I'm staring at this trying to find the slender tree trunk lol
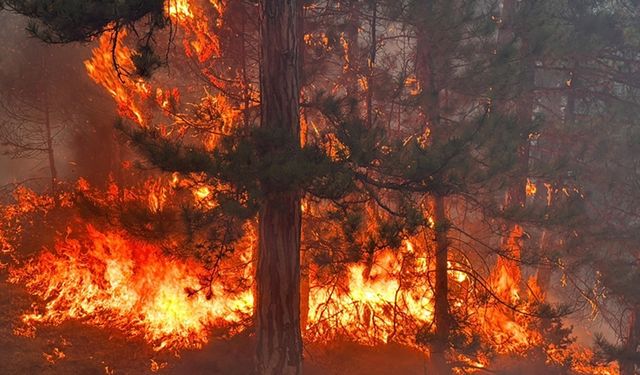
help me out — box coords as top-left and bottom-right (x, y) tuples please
(256, 1), (303, 374)
(415, 4), (451, 372)
(300, 242), (310, 332)
(366, 1), (376, 129)
(240, 13), (251, 129)
(499, 0), (531, 212)
(496, 0), (531, 295)
(343, 0), (360, 103)
(43, 82), (57, 191)
(497, 0), (515, 49)
(432, 194), (451, 374)
(621, 308), (639, 375)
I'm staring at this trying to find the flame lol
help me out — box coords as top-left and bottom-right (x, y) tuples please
(9, 226), (253, 350)
(306, 248), (435, 345)
(166, 0), (220, 63)
(4, 186), (619, 374)
(476, 225), (543, 353)
(167, 0), (194, 20)
(84, 32), (150, 126)
(147, 178), (168, 213)
(526, 178), (537, 197)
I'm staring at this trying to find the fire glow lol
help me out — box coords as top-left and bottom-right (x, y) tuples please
(3, 178), (618, 374)
(0, 0), (622, 373)
(10, 225), (253, 351)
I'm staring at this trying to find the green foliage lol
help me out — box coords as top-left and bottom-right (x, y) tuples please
(1, 0), (164, 42)
(121, 120), (358, 218)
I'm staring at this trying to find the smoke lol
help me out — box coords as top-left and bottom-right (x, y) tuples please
(0, 12), (121, 191)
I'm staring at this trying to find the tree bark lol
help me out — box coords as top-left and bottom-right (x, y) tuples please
(41, 53), (57, 191)
(256, 1), (303, 374)
(343, 0), (360, 102)
(256, 195), (302, 375)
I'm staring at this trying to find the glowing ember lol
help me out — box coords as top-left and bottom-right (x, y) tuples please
(526, 178), (537, 197)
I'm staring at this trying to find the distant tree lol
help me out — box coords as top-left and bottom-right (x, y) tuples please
(0, 35), (62, 190)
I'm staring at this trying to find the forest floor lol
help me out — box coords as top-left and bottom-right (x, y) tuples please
(0, 271), (435, 375)
(1, 267), (563, 375)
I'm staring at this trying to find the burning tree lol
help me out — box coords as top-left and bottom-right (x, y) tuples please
(0, 0), (639, 374)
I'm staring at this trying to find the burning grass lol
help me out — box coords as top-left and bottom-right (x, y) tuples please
(9, 225), (253, 351)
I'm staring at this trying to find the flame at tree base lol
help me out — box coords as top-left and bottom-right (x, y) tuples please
(5, 221), (619, 374)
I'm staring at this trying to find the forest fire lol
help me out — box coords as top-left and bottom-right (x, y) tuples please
(1, 0), (638, 373)
(3, 192), (618, 373)
(6, 206), (534, 353)
(9, 225), (253, 351)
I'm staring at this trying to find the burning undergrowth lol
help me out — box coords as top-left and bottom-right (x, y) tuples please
(0, 180), (619, 374)
(9, 225), (253, 351)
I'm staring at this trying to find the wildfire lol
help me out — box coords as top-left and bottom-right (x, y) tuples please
(167, 0), (194, 20)
(166, 0), (220, 63)
(306, 247), (435, 345)
(9, 225), (253, 350)
(2, 183), (618, 374)
(526, 178), (537, 197)
(84, 32), (151, 126)
(0, 0), (614, 373)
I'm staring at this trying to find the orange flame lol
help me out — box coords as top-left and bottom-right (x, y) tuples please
(10, 226), (253, 350)
(85, 32), (150, 126)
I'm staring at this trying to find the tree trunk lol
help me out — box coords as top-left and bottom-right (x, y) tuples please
(343, 0), (360, 102)
(432, 194), (451, 374)
(256, 1), (303, 374)
(496, 0), (531, 295)
(621, 308), (639, 375)
(43, 79), (57, 191)
(256, 195), (302, 375)
(240, 11), (251, 129)
(300, 242), (310, 333)
(416, 1), (452, 375)
(365, 1), (376, 129)
(415, 4), (451, 371)
(499, 0), (532, 211)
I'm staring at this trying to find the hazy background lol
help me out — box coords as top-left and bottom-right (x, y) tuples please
(0, 12), (121, 192)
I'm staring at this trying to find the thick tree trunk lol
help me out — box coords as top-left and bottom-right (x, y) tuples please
(256, 1), (303, 374)
(415, 8), (451, 373)
(415, 3), (451, 373)
(256, 195), (302, 375)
